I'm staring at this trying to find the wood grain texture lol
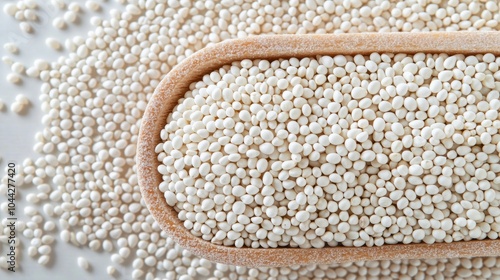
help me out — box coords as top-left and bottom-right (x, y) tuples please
(137, 32), (500, 267)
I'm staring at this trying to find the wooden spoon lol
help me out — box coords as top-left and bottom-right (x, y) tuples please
(137, 32), (500, 267)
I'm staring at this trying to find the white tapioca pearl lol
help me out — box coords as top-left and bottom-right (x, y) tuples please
(466, 209), (483, 221)
(438, 70), (454, 82)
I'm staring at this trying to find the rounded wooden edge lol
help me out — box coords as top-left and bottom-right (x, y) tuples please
(137, 32), (500, 267)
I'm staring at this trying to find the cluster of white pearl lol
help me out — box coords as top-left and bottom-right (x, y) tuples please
(159, 53), (500, 248)
(9, 94), (30, 114)
(3, 0), (38, 33)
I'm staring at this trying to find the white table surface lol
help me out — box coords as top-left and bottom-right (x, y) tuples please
(0, 1), (136, 279)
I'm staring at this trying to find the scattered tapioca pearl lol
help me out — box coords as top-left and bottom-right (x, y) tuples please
(10, 102), (23, 114)
(41, 235), (55, 245)
(52, 17), (65, 29)
(68, 3), (80, 13)
(3, 43), (18, 54)
(19, 21), (32, 33)
(49, 0), (65, 9)
(11, 62), (25, 74)
(38, 255), (50, 266)
(24, 9), (37, 21)
(38, 245), (51, 255)
(2, 56), (13, 65)
(9, 94), (30, 114)
(45, 38), (62, 51)
(77, 257), (90, 270)
(16, 94), (29, 105)
(28, 246), (38, 257)
(63, 11), (77, 23)
(106, 266), (116, 276)
(3, 3), (17, 16)
(6, 73), (21, 84)
(85, 1), (100, 12)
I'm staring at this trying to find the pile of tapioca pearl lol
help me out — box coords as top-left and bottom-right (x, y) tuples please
(1, 0), (500, 278)
(158, 53), (500, 249)
(3, 0), (95, 34)
(3, 0), (40, 34)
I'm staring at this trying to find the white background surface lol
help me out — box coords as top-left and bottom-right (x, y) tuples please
(0, 1), (135, 279)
